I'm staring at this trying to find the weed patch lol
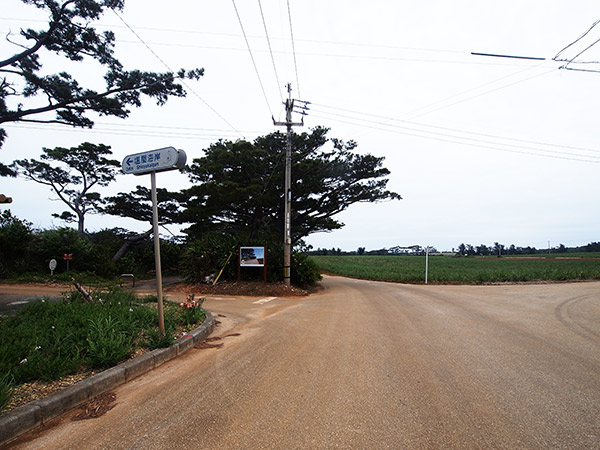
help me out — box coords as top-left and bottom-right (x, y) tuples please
(0, 287), (206, 411)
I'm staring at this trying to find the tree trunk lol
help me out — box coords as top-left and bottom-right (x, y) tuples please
(111, 229), (153, 263)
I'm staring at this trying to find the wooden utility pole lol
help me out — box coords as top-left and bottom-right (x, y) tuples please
(273, 83), (307, 286)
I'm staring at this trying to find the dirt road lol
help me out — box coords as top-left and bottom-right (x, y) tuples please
(7, 276), (600, 449)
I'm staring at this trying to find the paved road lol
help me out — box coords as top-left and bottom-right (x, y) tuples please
(8, 276), (600, 449)
(0, 285), (67, 314)
(0, 277), (182, 314)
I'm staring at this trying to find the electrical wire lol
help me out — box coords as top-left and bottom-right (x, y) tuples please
(257, 0), (284, 103)
(4, 122), (262, 141)
(553, 18), (600, 72)
(112, 10), (244, 137)
(310, 104), (600, 155)
(313, 109), (600, 160)
(231, 0), (274, 117)
(406, 68), (556, 121)
(308, 112), (600, 164)
(286, 0), (301, 97)
(554, 18), (600, 60)
(102, 37), (544, 68)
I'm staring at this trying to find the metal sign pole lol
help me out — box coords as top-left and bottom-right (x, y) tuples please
(151, 171), (165, 335)
(425, 246), (430, 285)
(122, 147), (186, 337)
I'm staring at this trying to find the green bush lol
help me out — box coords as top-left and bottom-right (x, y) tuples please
(0, 287), (208, 388)
(85, 315), (133, 369)
(291, 251), (322, 287)
(0, 210), (34, 277)
(182, 232), (321, 286)
(0, 372), (14, 412)
(145, 326), (175, 349)
(181, 232), (238, 283)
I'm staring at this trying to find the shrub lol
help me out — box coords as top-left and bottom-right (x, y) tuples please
(0, 372), (14, 412)
(0, 210), (34, 278)
(85, 315), (133, 369)
(180, 232), (238, 283)
(291, 251), (322, 287)
(178, 294), (206, 329)
(145, 327), (175, 349)
(182, 232), (322, 286)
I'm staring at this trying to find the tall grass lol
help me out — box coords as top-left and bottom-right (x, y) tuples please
(311, 255), (600, 284)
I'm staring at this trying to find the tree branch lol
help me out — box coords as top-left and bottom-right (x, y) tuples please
(0, 77), (170, 124)
(0, 0), (76, 69)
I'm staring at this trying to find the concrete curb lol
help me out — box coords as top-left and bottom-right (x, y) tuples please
(0, 312), (215, 446)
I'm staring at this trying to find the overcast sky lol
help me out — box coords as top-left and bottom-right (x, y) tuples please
(2, 0), (600, 252)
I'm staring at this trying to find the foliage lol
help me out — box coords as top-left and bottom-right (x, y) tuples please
(29, 226), (100, 273)
(0, 0), (203, 175)
(178, 294), (205, 329)
(0, 372), (14, 412)
(312, 254), (600, 284)
(181, 231), (321, 286)
(0, 217), (181, 279)
(0, 210), (34, 277)
(180, 127), (400, 242)
(13, 143), (120, 233)
(102, 185), (182, 225)
(180, 232), (238, 283)
(291, 250), (322, 287)
(0, 288), (207, 387)
(85, 314), (133, 369)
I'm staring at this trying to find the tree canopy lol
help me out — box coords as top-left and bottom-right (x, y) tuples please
(13, 142), (120, 233)
(180, 126), (401, 242)
(0, 0), (203, 175)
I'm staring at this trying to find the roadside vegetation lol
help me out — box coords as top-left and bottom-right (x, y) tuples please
(0, 287), (205, 413)
(311, 254), (600, 284)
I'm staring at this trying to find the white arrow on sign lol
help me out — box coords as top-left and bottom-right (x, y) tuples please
(122, 147), (186, 175)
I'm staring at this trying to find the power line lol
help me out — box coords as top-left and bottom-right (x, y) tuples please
(311, 104), (600, 155)
(286, 0), (301, 98)
(231, 0), (274, 117)
(471, 52), (546, 61)
(100, 37), (545, 67)
(4, 122), (261, 141)
(308, 112), (600, 164)
(405, 68), (556, 121)
(112, 10), (244, 137)
(554, 18), (600, 61)
(318, 110), (600, 160)
(0, 16), (474, 56)
(553, 18), (600, 72)
(257, 0), (283, 103)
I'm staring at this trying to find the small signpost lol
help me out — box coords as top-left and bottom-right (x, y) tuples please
(122, 146), (187, 335)
(49, 259), (57, 275)
(63, 253), (73, 271)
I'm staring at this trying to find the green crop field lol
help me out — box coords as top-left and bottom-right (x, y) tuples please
(310, 254), (600, 284)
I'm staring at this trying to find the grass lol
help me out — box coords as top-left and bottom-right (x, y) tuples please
(0, 287), (206, 412)
(310, 254), (600, 284)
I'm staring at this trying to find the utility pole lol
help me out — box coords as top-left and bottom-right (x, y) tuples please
(273, 83), (308, 286)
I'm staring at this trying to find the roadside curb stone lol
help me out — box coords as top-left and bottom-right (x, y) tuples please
(0, 311), (214, 446)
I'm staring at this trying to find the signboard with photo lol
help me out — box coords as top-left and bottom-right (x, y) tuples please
(240, 247), (265, 267)
(238, 246), (267, 283)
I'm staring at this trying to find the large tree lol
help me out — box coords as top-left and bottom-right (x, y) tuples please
(0, 0), (203, 175)
(181, 126), (401, 242)
(13, 142), (119, 233)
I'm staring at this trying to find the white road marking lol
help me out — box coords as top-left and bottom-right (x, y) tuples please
(7, 301), (29, 305)
(253, 297), (277, 305)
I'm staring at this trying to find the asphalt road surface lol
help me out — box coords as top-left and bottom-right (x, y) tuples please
(8, 276), (600, 449)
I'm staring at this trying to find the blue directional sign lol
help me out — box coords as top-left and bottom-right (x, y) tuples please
(122, 147), (186, 175)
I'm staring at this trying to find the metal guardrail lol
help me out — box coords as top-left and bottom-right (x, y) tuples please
(120, 273), (135, 287)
